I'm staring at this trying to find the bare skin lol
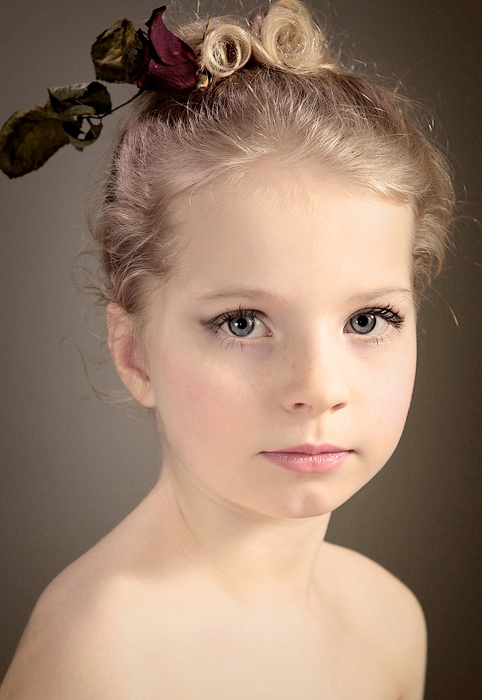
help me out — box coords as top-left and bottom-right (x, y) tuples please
(0, 172), (426, 698)
(0, 480), (426, 699)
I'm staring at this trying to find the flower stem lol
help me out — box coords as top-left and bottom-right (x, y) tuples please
(99, 89), (144, 118)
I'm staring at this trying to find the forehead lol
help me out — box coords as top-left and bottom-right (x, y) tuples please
(166, 170), (414, 305)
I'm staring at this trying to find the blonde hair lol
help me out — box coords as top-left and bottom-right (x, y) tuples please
(93, 0), (455, 320)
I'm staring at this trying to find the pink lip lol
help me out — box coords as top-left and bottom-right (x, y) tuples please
(260, 444), (352, 474)
(271, 443), (348, 455)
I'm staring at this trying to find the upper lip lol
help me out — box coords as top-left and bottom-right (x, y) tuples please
(265, 443), (349, 455)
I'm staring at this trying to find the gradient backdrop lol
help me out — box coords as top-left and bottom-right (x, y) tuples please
(0, 0), (481, 697)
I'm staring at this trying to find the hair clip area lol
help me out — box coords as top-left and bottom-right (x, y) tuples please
(0, 6), (200, 178)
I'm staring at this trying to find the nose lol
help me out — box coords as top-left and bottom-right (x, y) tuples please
(279, 332), (350, 414)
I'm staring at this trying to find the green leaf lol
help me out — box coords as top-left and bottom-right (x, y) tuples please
(0, 103), (69, 178)
(48, 82), (112, 116)
(91, 18), (141, 83)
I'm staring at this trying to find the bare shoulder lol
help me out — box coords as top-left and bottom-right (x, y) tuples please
(0, 493), (172, 699)
(323, 541), (426, 623)
(0, 558), (128, 700)
(322, 542), (427, 700)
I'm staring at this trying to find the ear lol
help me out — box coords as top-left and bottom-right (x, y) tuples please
(106, 302), (156, 408)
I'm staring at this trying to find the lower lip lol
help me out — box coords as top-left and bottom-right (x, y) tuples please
(261, 451), (351, 474)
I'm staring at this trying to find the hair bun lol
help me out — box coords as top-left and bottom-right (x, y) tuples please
(201, 23), (253, 78)
(197, 0), (338, 80)
(252, 0), (337, 73)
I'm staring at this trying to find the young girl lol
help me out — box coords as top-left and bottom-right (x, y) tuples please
(0, 0), (455, 697)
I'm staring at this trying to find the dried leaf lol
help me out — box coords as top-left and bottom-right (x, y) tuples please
(49, 82), (112, 116)
(91, 18), (141, 83)
(62, 105), (97, 118)
(62, 119), (103, 151)
(0, 103), (69, 178)
(124, 35), (149, 83)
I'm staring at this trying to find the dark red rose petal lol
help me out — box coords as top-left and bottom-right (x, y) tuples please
(137, 56), (198, 92)
(133, 6), (198, 92)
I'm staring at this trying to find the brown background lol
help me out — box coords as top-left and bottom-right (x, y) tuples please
(0, 0), (481, 697)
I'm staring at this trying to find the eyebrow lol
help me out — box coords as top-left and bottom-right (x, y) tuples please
(348, 287), (414, 303)
(191, 286), (413, 305)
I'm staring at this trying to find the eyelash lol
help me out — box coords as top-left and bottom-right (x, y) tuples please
(204, 304), (405, 349)
(352, 305), (405, 345)
(203, 306), (269, 350)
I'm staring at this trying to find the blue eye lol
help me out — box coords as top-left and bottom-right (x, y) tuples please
(227, 314), (257, 337)
(204, 304), (404, 348)
(349, 313), (379, 335)
(347, 306), (405, 337)
(204, 306), (269, 345)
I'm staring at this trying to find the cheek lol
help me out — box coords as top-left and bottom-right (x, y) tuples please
(150, 337), (256, 454)
(367, 339), (417, 457)
(378, 371), (414, 430)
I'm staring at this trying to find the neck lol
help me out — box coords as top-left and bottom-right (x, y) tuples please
(148, 467), (331, 604)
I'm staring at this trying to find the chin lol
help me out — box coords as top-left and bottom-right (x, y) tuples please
(254, 476), (373, 520)
(254, 490), (338, 520)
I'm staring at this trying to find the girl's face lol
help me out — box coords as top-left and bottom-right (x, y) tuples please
(138, 170), (417, 519)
